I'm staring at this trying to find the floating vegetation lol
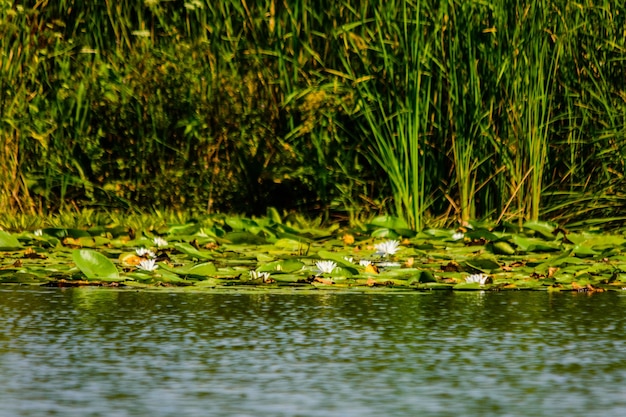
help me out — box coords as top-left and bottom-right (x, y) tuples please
(0, 214), (625, 293)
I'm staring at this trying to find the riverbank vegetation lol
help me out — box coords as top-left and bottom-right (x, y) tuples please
(2, 1), (626, 230)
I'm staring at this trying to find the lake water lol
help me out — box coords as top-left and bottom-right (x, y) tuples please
(1, 286), (625, 417)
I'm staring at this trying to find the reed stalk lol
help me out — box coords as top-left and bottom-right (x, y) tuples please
(335, 0), (434, 230)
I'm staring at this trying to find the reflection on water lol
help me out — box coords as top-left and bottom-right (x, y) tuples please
(1, 287), (625, 417)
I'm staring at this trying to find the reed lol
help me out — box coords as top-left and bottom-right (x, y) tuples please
(333, 0), (436, 230)
(2, 0), (626, 228)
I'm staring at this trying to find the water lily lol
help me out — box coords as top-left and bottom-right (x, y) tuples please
(378, 261), (401, 268)
(316, 260), (337, 275)
(359, 260), (372, 267)
(137, 259), (159, 272)
(136, 248), (155, 258)
(374, 239), (400, 257)
(250, 271), (271, 282)
(344, 256), (354, 264)
(153, 237), (168, 248)
(465, 273), (491, 285)
(452, 232), (465, 241)
(34, 229), (43, 237)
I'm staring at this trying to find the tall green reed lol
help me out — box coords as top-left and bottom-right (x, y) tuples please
(441, 0), (495, 225)
(335, 0), (434, 230)
(488, 2), (560, 224)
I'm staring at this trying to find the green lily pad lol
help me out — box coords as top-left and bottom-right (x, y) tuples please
(173, 242), (214, 260)
(460, 256), (501, 273)
(0, 230), (23, 251)
(42, 228), (92, 239)
(257, 259), (305, 273)
(490, 241), (516, 255)
(465, 229), (499, 242)
(368, 215), (410, 230)
(186, 262), (218, 277)
(571, 244), (600, 258)
(523, 221), (558, 239)
(224, 231), (267, 244)
(511, 235), (561, 252)
(72, 249), (120, 281)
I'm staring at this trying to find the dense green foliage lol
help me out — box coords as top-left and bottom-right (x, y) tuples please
(1, 1), (625, 229)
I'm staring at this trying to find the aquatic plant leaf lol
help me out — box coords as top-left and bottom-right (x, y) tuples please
(155, 271), (187, 283)
(491, 241), (516, 255)
(0, 230), (23, 250)
(273, 238), (305, 251)
(420, 229), (453, 239)
(257, 259), (305, 273)
(266, 207), (282, 224)
(225, 217), (257, 231)
(418, 270), (437, 283)
(330, 267), (355, 277)
(186, 262), (217, 277)
(368, 215), (410, 230)
(465, 229), (499, 242)
(571, 244), (600, 258)
(173, 243), (213, 260)
(511, 236), (561, 252)
(317, 250), (355, 267)
(167, 223), (200, 235)
(42, 228), (91, 239)
(370, 228), (399, 239)
(461, 256), (501, 272)
(72, 249), (119, 280)
(224, 231), (267, 244)
(535, 255), (583, 271)
(522, 221), (558, 239)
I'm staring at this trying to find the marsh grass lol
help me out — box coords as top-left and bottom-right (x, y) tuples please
(2, 1), (626, 229)
(333, 1), (440, 230)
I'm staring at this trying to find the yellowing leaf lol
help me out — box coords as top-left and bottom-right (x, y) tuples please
(342, 234), (355, 245)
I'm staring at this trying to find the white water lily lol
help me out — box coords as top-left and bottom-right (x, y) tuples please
(343, 256), (354, 264)
(316, 260), (337, 275)
(465, 273), (491, 285)
(378, 261), (401, 268)
(374, 239), (400, 257)
(359, 260), (372, 267)
(34, 229), (43, 237)
(452, 232), (465, 241)
(136, 248), (156, 258)
(137, 259), (159, 272)
(153, 237), (168, 248)
(250, 271), (271, 282)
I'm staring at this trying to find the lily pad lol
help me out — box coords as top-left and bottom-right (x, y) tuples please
(72, 249), (120, 281)
(186, 262), (218, 277)
(173, 242), (214, 260)
(0, 230), (23, 250)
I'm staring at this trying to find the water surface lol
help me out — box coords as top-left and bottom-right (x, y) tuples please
(1, 287), (625, 416)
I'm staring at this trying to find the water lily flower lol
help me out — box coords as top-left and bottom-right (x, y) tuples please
(344, 256), (354, 264)
(136, 248), (156, 258)
(34, 229), (43, 237)
(250, 271), (271, 282)
(378, 261), (401, 268)
(465, 273), (491, 285)
(316, 260), (337, 275)
(359, 260), (372, 267)
(137, 259), (159, 272)
(374, 239), (400, 257)
(452, 232), (465, 241)
(153, 237), (168, 248)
